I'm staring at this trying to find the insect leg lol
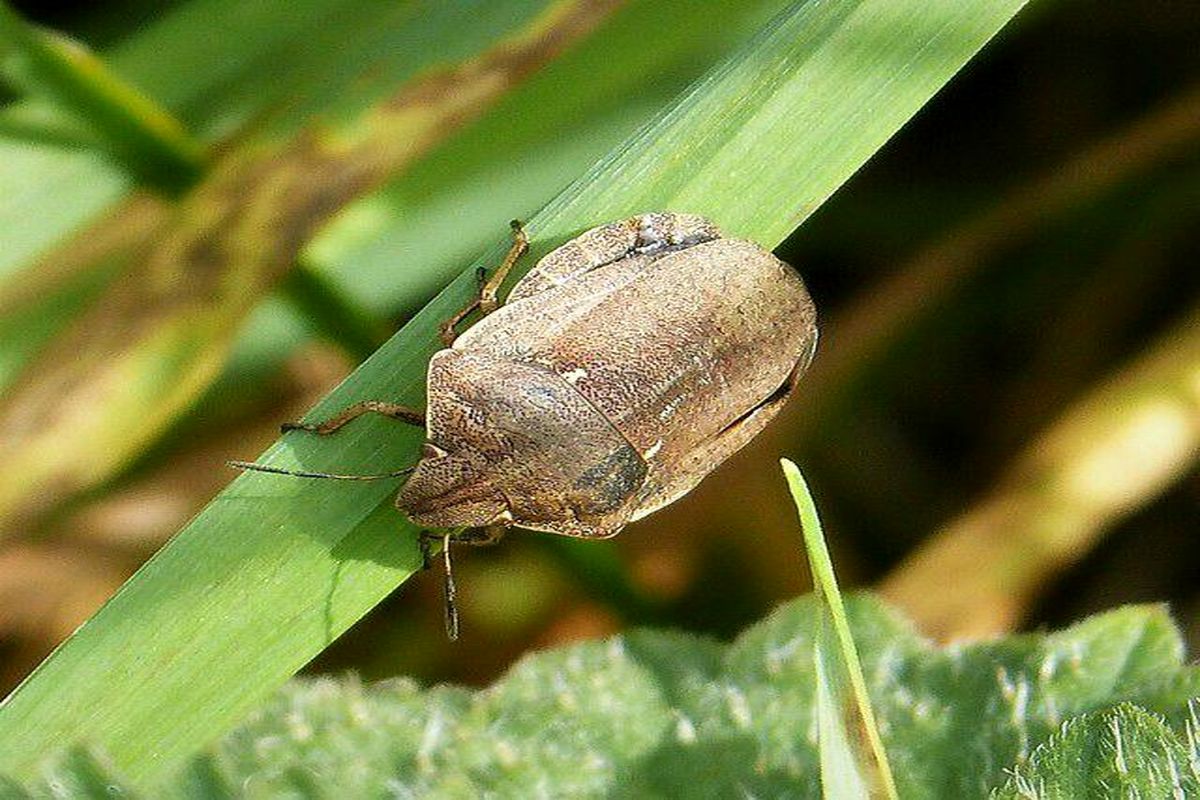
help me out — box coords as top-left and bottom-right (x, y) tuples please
(441, 532), (460, 641)
(281, 400), (425, 435)
(438, 220), (529, 346)
(417, 526), (507, 640)
(437, 291), (481, 348)
(479, 220), (529, 314)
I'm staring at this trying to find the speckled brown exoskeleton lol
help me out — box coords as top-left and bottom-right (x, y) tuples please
(233, 213), (817, 637)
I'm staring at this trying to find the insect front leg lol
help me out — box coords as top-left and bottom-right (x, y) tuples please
(418, 525), (508, 641)
(282, 400), (425, 435)
(439, 220), (529, 346)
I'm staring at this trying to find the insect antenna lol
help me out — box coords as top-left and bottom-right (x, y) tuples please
(227, 460), (414, 481)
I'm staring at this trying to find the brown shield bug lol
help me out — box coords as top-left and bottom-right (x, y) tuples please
(233, 213), (817, 637)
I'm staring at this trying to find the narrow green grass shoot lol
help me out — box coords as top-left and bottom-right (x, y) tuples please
(783, 458), (898, 800)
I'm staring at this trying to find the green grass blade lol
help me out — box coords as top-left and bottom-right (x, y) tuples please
(305, 0), (792, 319)
(813, 619), (872, 800)
(0, 0), (1029, 788)
(783, 459), (897, 799)
(0, 0), (377, 283)
(0, 1), (203, 191)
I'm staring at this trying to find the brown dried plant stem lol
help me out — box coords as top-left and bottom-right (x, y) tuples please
(880, 304), (1200, 639)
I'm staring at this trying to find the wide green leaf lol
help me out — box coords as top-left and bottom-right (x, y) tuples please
(194, 602), (1200, 798)
(0, 0), (1030, 788)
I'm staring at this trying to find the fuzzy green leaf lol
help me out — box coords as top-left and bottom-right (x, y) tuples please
(991, 703), (1200, 799)
(12, 598), (1196, 797)
(198, 602), (1200, 798)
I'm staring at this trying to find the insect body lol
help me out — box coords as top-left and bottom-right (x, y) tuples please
(399, 213), (817, 538)
(233, 213), (817, 637)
